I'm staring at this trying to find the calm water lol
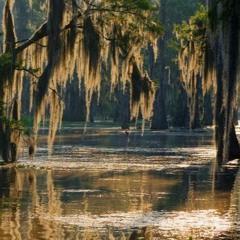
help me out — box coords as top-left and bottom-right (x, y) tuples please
(1, 123), (240, 239)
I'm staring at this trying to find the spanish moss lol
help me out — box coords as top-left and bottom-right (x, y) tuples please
(1, 0), (160, 158)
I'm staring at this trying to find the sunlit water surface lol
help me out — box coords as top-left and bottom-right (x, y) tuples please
(1, 123), (240, 239)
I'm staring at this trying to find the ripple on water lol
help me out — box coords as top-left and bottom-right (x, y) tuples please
(18, 144), (215, 171)
(40, 209), (233, 239)
(14, 128), (231, 239)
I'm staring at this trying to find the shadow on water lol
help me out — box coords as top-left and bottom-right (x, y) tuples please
(1, 126), (240, 239)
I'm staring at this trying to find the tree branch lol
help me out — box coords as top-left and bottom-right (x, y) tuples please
(49, 87), (63, 101)
(15, 22), (48, 54)
(16, 66), (63, 101)
(15, 16), (83, 55)
(16, 38), (48, 48)
(15, 66), (40, 79)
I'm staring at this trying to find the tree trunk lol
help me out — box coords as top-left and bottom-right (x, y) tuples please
(115, 87), (130, 129)
(203, 90), (213, 126)
(233, 107), (238, 126)
(0, 1), (18, 163)
(151, 0), (168, 130)
(151, 87), (168, 129)
(223, 7), (240, 162)
(0, 126), (10, 163)
(0, 100), (19, 163)
(189, 74), (202, 129)
(210, 0), (240, 164)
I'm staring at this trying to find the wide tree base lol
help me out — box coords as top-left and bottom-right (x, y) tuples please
(217, 124), (240, 164)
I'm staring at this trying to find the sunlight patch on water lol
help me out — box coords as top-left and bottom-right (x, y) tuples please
(62, 189), (101, 193)
(41, 209), (232, 239)
(17, 158), (207, 172)
(18, 144), (216, 172)
(4, 128), (240, 239)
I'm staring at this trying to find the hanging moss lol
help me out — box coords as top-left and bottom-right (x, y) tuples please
(83, 17), (101, 81)
(130, 61), (155, 132)
(0, 0), (161, 159)
(0, 53), (12, 75)
(174, 4), (208, 129)
(131, 62), (142, 104)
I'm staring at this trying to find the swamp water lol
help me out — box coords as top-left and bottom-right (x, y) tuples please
(1, 123), (240, 239)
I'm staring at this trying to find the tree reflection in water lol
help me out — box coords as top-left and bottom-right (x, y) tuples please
(0, 128), (240, 239)
(0, 164), (239, 239)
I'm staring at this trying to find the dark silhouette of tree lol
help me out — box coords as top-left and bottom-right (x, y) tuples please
(175, 1), (240, 163)
(207, 0), (240, 163)
(150, 0), (168, 130)
(175, 5), (208, 129)
(149, 0), (200, 129)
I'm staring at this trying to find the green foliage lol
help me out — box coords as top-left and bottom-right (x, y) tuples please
(164, 0), (201, 52)
(127, 0), (152, 10)
(174, 21), (191, 44)
(0, 100), (30, 136)
(174, 4), (208, 48)
(191, 4), (208, 25)
(98, 0), (163, 39)
(167, 39), (181, 52)
(173, 3), (208, 71)
(106, 0), (153, 11)
(141, 0), (202, 128)
(21, 116), (34, 127)
(0, 53), (13, 75)
(146, 19), (163, 35)
(0, 52), (39, 77)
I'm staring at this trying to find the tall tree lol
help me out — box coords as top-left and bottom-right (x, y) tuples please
(175, 5), (208, 129)
(176, 1), (240, 163)
(151, 0), (168, 130)
(207, 0), (240, 163)
(150, 0), (200, 129)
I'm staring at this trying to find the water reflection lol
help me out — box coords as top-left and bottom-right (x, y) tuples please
(0, 164), (240, 239)
(1, 127), (240, 239)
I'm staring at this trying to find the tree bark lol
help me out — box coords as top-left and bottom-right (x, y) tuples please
(210, 0), (240, 164)
(63, 81), (86, 122)
(189, 74), (202, 129)
(115, 87), (130, 129)
(151, 87), (168, 129)
(203, 90), (213, 126)
(151, 0), (168, 130)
